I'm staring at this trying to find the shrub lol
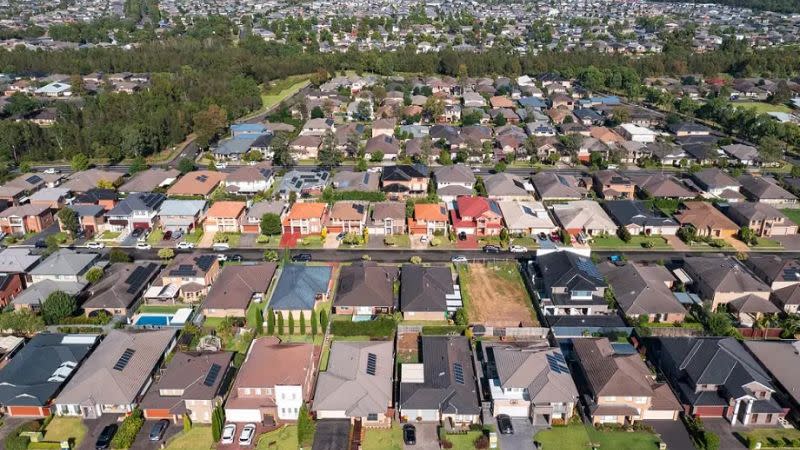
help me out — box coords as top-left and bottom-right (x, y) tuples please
(704, 431), (720, 450)
(297, 405), (315, 447)
(109, 248), (131, 263)
(474, 435), (489, 449)
(409, 256), (422, 264)
(330, 316), (397, 337)
(111, 409), (144, 449)
(641, 240), (654, 248)
(429, 237), (442, 247)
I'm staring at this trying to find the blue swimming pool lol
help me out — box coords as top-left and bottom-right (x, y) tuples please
(134, 315), (170, 326)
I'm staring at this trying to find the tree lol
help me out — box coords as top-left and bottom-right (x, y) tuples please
(177, 157), (196, 174)
(288, 311), (295, 334)
(310, 106), (325, 119)
(277, 311), (285, 334)
(738, 226), (757, 245)
(318, 131), (342, 167)
(493, 161), (507, 173)
(260, 213), (282, 235)
(193, 104), (228, 148)
(41, 291), (76, 325)
(71, 153), (90, 171)
(0, 309), (45, 335)
(129, 156), (148, 174)
(254, 309), (264, 335)
(158, 248), (175, 259)
(297, 405), (316, 447)
(299, 312), (306, 334)
(369, 151), (384, 162)
(356, 101), (372, 120)
(617, 226), (632, 243)
(438, 149), (453, 165)
(109, 248), (131, 263)
(499, 228), (509, 246)
(320, 309), (328, 331)
(768, 80), (792, 105)
(211, 406), (225, 442)
(493, 113), (507, 126)
(57, 207), (79, 238)
(454, 307), (468, 326)
(263, 250), (279, 262)
(183, 415), (192, 432)
(311, 310), (318, 335)
(423, 96), (444, 120)
(758, 136), (784, 164)
(355, 158), (368, 171)
(85, 267), (104, 284)
(267, 308), (275, 335)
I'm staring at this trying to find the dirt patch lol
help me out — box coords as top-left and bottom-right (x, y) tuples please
(397, 331), (420, 363)
(461, 262), (538, 327)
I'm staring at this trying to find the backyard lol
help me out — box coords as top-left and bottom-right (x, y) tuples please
(256, 425), (299, 450)
(260, 75), (312, 112)
(362, 424), (403, 450)
(534, 424), (661, 450)
(733, 101), (793, 114)
(782, 208), (800, 226)
(740, 428), (800, 449)
(459, 262), (538, 327)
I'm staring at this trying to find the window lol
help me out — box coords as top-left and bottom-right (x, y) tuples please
(766, 414), (773, 423)
(635, 397), (647, 404)
(367, 413), (379, 421)
(624, 397), (633, 401)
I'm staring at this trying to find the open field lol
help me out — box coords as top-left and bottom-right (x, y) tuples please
(460, 262), (538, 327)
(260, 75), (312, 111)
(397, 330), (420, 363)
(733, 101), (793, 114)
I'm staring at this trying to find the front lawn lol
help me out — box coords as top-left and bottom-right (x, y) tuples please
(146, 229), (164, 243)
(183, 229), (204, 244)
(43, 417), (87, 448)
(382, 234), (411, 248)
(99, 230), (122, 240)
(256, 425), (299, 450)
(362, 424), (402, 450)
(509, 236), (539, 248)
(590, 235), (670, 249)
(740, 428), (800, 449)
(781, 208), (800, 226)
(214, 232), (241, 247)
(297, 235), (324, 248)
(535, 425), (661, 450)
(753, 237), (783, 248)
(444, 431), (490, 449)
(164, 426), (214, 450)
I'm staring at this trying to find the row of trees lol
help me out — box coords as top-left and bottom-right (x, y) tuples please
(265, 308), (328, 336)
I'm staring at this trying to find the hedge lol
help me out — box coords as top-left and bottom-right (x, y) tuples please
(421, 325), (466, 336)
(28, 443), (63, 450)
(111, 409), (144, 449)
(330, 316), (396, 337)
(4, 421), (42, 450)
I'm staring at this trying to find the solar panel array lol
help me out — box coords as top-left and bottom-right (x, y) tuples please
(783, 268), (800, 281)
(195, 255), (216, 272)
(453, 363), (464, 384)
(125, 264), (157, 294)
(366, 352), (377, 376)
(26, 175), (43, 184)
(203, 363), (222, 386)
(113, 348), (136, 371)
(575, 257), (603, 281)
(546, 352), (570, 374)
(196, 175), (208, 182)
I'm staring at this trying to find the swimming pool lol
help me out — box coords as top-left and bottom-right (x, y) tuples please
(134, 315), (170, 326)
(132, 308), (192, 327)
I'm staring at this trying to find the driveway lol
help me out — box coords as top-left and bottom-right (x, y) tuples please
(77, 416), (119, 450)
(410, 235), (430, 250)
(311, 419), (351, 450)
(239, 233), (258, 248)
(130, 419), (181, 450)
(702, 418), (748, 450)
(405, 423), (439, 450)
(323, 234), (340, 249)
(665, 235), (690, 251)
(497, 417), (537, 450)
(197, 231), (216, 249)
(644, 420), (697, 450)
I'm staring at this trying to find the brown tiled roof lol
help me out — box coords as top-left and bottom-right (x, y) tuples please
(573, 338), (654, 398)
(167, 171), (227, 196)
(203, 264), (276, 311)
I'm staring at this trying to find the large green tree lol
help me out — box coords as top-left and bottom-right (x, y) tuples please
(41, 291), (77, 325)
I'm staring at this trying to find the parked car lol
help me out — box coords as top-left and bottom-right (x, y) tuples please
(172, 230), (183, 240)
(483, 244), (501, 253)
(420, 235), (429, 243)
(458, 231), (467, 241)
(176, 241), (194, 249)
(148, 420), (170, 441)
(239, 424), (256, 446)
(163, 231), (172, 241)
(403, 424), (416, 445)
(131, 228), (144, 239)
(34, 239), (47, 248)
(135, 242), (152, 250)
(497, 414), (514, 435)
(292, 253), (312, 262)
(538, 232), (547, 240)
(44, 168), (59, 174)
(221, 424), (237, 445)
(451, 255), (469, 264)
(85, 241), (105, 249)
(509, 245), (528, 253)
(212, 242), (230, 251)
(217, 254), (228, 262)
(230, 254), (243, 262)
(95, 424), (117, 450)
(336, 232), (346, 241)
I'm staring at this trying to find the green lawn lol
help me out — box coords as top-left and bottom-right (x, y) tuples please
(214, 232), (241, 247)
(139, 304), (187, 313)
(733, 101), (793, 114)
(445, 431), (489, 449)
(260, 76), (312, 111)
(754, 237), (783, 248)
(362, 424), (402, 450)
(183, 229), (204, 244)
(509, 236), (539, 248)
(319, 339), (332, 371)
(43, 417), (87, 448)
(382, 234), (411, 248)
(147, 229), (165, 243)
(99, 230), (121, 240)
(535, 425), (661, 450)
(256, 425), (299, 450)
(781, 209), (800, 226)
(590, 235), (670, 249)
(164, 426), (214, 450)
(740, 428), (800, 449)
(297, 235), (324, 248)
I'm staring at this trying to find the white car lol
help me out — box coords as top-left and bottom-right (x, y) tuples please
(135, 242), (152, 250)
(472, 167), (481, 173)
(239, 424), (256, 446)
(451, 255), (468, 264)
(215, 162), (228, 169)
(176, 242), (194, 249)
(43, 168), (59, 174)
(85, 241), (105, 249)
(217, 254), (228, 262)
(221, 424), (236, 444)
(509, 245), (528, 253)
(212, 242), (230, 250)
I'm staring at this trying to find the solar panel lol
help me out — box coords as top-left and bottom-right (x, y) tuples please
(366, 352), (377, 376)
(113, 348), (136, 371)
(196, 175), (208, 182)
(203, 363), (222, 386)
(195, 255), (216, 272)
(453, 363), (464, 384)
(26, 175), (43, 184)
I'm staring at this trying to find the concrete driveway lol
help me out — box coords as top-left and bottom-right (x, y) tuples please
(130, 419), (180, 450)
(644, 420), (697, 450)
(404, 423), (439, 450)
(497, 417), (537, 450)
(77, 416), (119, 450)
(701, 418), (748, 450)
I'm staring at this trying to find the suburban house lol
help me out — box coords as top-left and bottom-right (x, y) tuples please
(64, 204), (106, 237)
(628, 173), (694, 199)
(202, 263), (276, 318)
(118, 168), (180, 194)
(536, 251), (609, 316)
(644, 337), (787, 426)
(551, 200), (617, 237)
(433, 164), (476, 201)
(277, 169), (331, 199)
(481, 341), (578, 425)
(268, 263), (332, 321)
(691, 168), (741, 198)
(242, 201), (285, 234)
(75, 188), (117, 211)
(450, 196), (503, 237)
(408, 203), (449, 235)
(367, 202), (406, 236)
(160, 254), (220, 302)
(333, 262), (398, 316)
(223, 165), (274, 194)
(104, 192), (165, 232)
(29, 250), (98, 284)
(0, 273), (24, 307)
(498, 201), (557, 235)
(12, 280), (85, 312)
(82, 262), (161, 317)
(399, 336), (480, 425)
(300, 118), (335, 136)
(364, 135), (401, 161)
(225, 337), (317, 423)
(326, 201), (369, 234)
(203, 201), (246, 234)
(62, 169), (124, 193)
(618, 123), (657, 143)
(381, 165), (429, 199)
(332, 171), (380, 192)
(54, 329), (177, 419)
(158, 200), (208, 233)
(683, 256), (771, 311)
(738, 175), (797, 207)
(593, 170), (636, 199)
(0, 333), (97, 418)
(744, 341), (800, 420)
(745, 255), (800, 290)
(603, 200), (680, 236)
(282, 202), (328, 236)
(400, 265), (459, 320)
(726, 202), (798, 237)
(721, 144), (760, 166)
(573, 338), (680, 424)
(0, 203), (54, 235)
(29, 187), (70, 208)
(312, 340), (393, 426)
(675, 201), (739, 239)
(531, 173), (586, 202)
(167, 171), (227, 197)
(141, 351), (234, 423)
(484, 173), (531, 201)
(599, 261), (686, 323)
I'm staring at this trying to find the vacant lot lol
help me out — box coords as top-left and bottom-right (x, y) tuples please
(397, 330), (420, 363)
(460, 262), (538, 327)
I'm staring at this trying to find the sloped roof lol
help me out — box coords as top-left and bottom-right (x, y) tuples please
(684, 256), (769, 295)
(487, 343), (578, 404)
(400, 265), (453, 313)
(13, 280), (86, 307)
(433, 164), (475, 185)
(484, 173), (528, 197)
(269, 264), (332, 311)
(551, 200), (616, 231)
(335, 262), (397, 308)
(537, 251), (606, 296)
(83, 262), (161, 311)
(532, 172), (585, 200)
(30, 250), (97, 277)
(203, 264), (276, 311)
(119, 168), (180, 193)
(140, 351), (234, 411)
(599, 262), (685, 316)
(573, 338), (654, 398)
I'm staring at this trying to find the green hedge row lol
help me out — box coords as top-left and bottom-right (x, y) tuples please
(330, 316), (396, 337)
(111, 409), (144, 449)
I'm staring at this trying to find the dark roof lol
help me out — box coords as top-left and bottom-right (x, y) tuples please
(400, 265), (453, 313)
(603, 200), (678, 228)
(75, 188), (117, 204)
(572, 338), (655, 398)
(310, 420), (352, 450)
(335, 262), (398, 308)
(0, 333), (97, 407)
(84, 262), (161, 311)
(140, 351), (234, 412)
(269, 264), (332, 311)
(537, 251), (606, 297)
(668, 122), (712, 134)
(165, 254), (217, 278)
(106, 192), (165, 216)
(399, 336), (480, 414)
(744, 255), (800, 286)
(203, 264), (276, 311)
(691, 168), (740, 190)
(382, 164), (429, 182)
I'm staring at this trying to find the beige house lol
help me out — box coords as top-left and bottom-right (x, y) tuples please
(160, 254), (221, 303)
(683, 256), (771, 311)
(400, 265), (459, 321)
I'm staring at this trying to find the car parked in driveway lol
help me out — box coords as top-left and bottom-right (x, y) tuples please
(148, 420), (169, 441)
(239, 424), (256, 446)
(497, 414), (514, 434)
(221, 424), (236, 445)
(95, 424), (117, 450)
(403, 424), (416, 445)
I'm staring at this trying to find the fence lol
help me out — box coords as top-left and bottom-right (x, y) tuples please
(737, 328), (783, 340)
(498, 327), (550, 338)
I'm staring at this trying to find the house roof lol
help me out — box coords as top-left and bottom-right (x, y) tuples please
(29, 187), (70, 202)
(382, 164), (429, 181)
(728, 294), (780, 314)
(203, 264), (276, 311)
(599, 262), (684, 316)
(278, 169), (330, 195)
(603, 200), (678, 228)
(744, 341), (800, 408)
(313, 341), (393, 416)
(532, 172), (585, 200)
(55, 329), (177, 406)
(118, 168), (180, 193)
(167, 171), (227, 196)
(332, 171), (380, 192)
(83, 262), (161, 311)
(684, 256), (769, 295)
(225, 165), (273, 184)
(399, 336), (480, 415)
(335, 262), (397, 308)
(537, 251), (606, 298)
(0, 248), (41, 273)
(573, 338), (655, 398)
(627, 173), (694, 198)
(140, 351), (234, 412)
(414, 203), (448, 221)
(486, 342), (578, 404)
(691, 168), (740, 191)
(269, 264), (332, 311)
(106, 192), (165, 216)
(370, 202), (405, 222)
(400, 265), (453, 313)
(365, 135), (401, 155)
(158, 199), (207, 217)
(0, 333), (97, 407)
(551, 200), (616, 232)
(29, 250), (97, 277)
(497, 201), (555, 230)
(454, 196), (500, 219)
(0, 203), (51, 218)
(484, 173), (528, 197)
(285, 202), (327, 221)
(233, 336), (315, 389)
(62, 169), (124, 192)
(206, 201), (246, 219)
(738, 175), (796, 201)
(675, 201), (739, 231)
(745, 255), (800, 286)
(328, 201), (368, 221)
(728, 202), (789, 224)
(13, 280), (86, 307)
(433, 164), (475, 185)
(163, 254), (217, 279)
(246, 201), (285, 220)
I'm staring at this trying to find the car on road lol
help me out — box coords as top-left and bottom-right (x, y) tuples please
(292, 253), (312, 262)
(34, 239), (47, 248)
(239, 424), (256, 446)
(497, 414), (514, 435)
(95, 424), (117, 450)
(135, 242), (152, 250)
(403, 424), (416, 445)
(85, 241), (105, 249)
(230, 254), (243, 262)
(483, 244), (501, 253)
(215, 162), (228, 169)
(472, 167), (481, 173)
(509, 245), (528, 253)
(451, 255), (469, 264)
(212, 243), (230, 251)
(176, 241), (194, 249)
(217, 254), (228, 262)
(148, 419), (170, 441)
(43, 168), (59, 174)
(221, 424), (237, 445)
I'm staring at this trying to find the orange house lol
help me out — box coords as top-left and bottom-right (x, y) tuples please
(282, 202), (328, 236)
(203, 201), (246, 234)
(408, 203), (449, 235)
(0, 204), (54, 235)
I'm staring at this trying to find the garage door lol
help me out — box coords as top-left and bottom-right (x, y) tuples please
(225, 408), (262, 423)
(405, 409), (439, 422)
(133, 222), (150, 230)
(643, 409), (677, 420)
(496, 406), (529, 418)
